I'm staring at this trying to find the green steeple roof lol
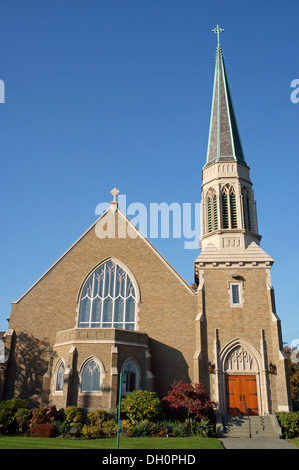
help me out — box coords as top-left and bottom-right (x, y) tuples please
(204, 27), (248, 168)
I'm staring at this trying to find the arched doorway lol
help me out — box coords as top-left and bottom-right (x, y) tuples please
(218, 339), (268, 416)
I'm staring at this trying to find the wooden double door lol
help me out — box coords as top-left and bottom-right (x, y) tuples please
(226, 375), (258, 415)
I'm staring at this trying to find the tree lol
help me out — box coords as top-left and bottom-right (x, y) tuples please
(162, 381), (215, 421)
(284, 344), (299, 401)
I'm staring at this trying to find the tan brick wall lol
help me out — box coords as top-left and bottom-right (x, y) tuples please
(201, 265), (292, 412)
(5, 209), (196, 405)
(204, 267), (273, 352)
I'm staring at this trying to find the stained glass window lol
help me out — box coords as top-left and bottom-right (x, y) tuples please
(82, 359), (101, 392)
(78, 260), (137, 330)
(121, 360), (138, 396)
(55, 362), (65, 392)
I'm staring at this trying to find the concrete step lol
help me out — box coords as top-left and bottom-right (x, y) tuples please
(220, 414), (281, 439)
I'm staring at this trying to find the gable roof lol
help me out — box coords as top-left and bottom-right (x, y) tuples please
(13, 205), (194, 304)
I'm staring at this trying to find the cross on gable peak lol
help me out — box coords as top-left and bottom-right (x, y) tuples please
(110, 187), (120, 203)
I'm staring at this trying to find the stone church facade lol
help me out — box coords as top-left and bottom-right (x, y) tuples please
(0, 31), (292, 417)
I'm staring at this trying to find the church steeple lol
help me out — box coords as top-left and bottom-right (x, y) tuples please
(205, 25), (248, 168)
(197, 27), (264, 257)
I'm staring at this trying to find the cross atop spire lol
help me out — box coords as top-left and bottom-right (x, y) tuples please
(204, 27), (248, 169)
(211, 24), (224, 44)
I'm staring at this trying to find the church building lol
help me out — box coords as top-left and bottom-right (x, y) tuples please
(0, 27), (292, 418)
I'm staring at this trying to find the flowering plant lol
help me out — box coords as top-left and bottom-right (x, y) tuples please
(30, 403), (62, 427)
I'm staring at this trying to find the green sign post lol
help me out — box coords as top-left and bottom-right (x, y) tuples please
(116, 372), (123, 449)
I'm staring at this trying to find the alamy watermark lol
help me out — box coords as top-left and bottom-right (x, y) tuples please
(0, 80), (4, 103)
(94, 192), (201, 250)
(290, 338), (299, 364)
(290, 79), (299, 103)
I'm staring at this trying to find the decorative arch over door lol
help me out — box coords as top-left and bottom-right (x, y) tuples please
(217, 338), (269, 416)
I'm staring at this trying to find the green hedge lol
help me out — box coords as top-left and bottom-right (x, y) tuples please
(0, 398), (30, 433)
(120, 390), (162, 423)
(276, 412), (299, 439)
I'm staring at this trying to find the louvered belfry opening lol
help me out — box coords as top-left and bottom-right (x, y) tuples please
(206, 189), (218, 233)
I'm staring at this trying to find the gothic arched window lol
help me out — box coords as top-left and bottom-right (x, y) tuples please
(81, 359), (101, 392)
(78, 260), (137, 330)
(55, 361), (65, 392)
(206, 189), (218, 233)
(221, 185), (238, 229)
(222, 186), (230, 229)
(229, 187), (238, 229)
(121, 360), (139, 397)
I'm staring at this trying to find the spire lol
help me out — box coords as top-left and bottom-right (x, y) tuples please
(204, 26), (248, 168)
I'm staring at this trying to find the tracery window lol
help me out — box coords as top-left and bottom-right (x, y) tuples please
(78, 260), (137, 330)
(121, 360), (138, 396)
(81, 359), (101, 392)
(55, 361), (65, 392)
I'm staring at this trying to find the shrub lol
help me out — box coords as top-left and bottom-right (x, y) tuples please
(15, 408), (32, 435)
(121, 390), (162, 423)
(30, 403), (62, 428)
(52, 420), (71, 437)
(195, 417), (215, 437)
(170, 420), (189, 437)
(184, 417), (215, 437)
(64, 406), (84, 430)
(162, 381), (215, 421)
(276, 412), (299, 439)
(120, 419), (134, 436)
(130, 419), (154, 437)
(102, 419), (117, 436)
(81, 424), (102, 439)
(31, 423), (54, 438)
(0, 398), (29, 433)
(87, 409), (109, 426)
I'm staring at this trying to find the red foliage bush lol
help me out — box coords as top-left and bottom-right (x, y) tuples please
(162, 381), (215, 421)
(30, 403), (62, 427)
(30, 423), (54, 438)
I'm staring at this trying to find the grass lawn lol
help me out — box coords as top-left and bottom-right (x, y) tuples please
(288, 439), (299, 448)
(0, 435), (223, 449)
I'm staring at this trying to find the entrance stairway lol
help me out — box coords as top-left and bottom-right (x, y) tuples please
(217, 414), (282, 439)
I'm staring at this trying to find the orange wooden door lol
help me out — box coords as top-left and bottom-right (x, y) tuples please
(226, 375), (258, 415)
(242, 376), (258, 415)
(226, 376), (243, 415)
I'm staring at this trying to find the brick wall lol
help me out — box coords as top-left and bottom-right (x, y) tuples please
(5, 209), (196, 405)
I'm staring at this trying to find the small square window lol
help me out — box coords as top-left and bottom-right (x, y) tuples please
(232, 285), (240, 304)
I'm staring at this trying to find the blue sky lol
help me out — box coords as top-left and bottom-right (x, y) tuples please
(0, 1), (298, 346)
